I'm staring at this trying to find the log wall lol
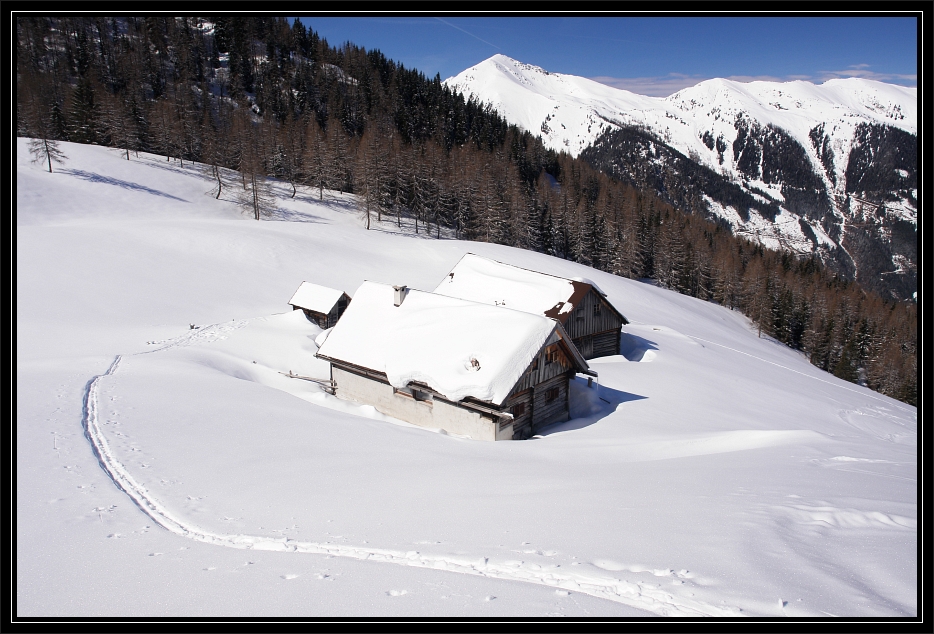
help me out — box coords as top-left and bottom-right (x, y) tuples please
(563, 289), (624, 359)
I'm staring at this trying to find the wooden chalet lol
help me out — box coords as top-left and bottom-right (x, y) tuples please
(433, 254), (629, 359)
(288, 281), (351, 329)
(314, 282), (596, 441)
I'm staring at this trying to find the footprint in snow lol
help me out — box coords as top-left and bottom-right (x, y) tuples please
(203, 567), (216, 571)
(281, 574), (299, 580)
(386, 590), (407, 597)
(484, 595), (496, 602)
(148, 553), (163, 557)
(555, 590), (570, 596)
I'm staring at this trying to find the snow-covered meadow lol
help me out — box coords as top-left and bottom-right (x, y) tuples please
(17, 140), (916, 617)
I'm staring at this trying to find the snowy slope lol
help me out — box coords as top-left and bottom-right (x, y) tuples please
(17, 140), (916, 617)
(444, 55), (917, 301)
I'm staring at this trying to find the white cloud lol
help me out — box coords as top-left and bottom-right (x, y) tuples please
(815, 66), (916, 84)
(589, 66), (916, 97)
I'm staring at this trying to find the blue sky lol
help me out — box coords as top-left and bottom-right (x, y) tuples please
(297, 16), (918, 96)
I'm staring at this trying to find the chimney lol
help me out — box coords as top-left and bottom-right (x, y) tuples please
(393, 285), (408, 307)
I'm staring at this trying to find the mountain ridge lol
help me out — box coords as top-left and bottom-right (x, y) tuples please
(444, 55), (917, 301)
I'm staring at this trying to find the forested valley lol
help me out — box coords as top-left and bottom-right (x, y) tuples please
(16, 16), (916, 405)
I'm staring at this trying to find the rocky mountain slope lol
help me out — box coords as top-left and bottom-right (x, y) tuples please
(444, 55), (917, 300)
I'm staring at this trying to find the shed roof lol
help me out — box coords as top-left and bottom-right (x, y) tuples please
(315, 281), (590, 406)
(433, 254), (628, 325)
(288, 282), (347, 314)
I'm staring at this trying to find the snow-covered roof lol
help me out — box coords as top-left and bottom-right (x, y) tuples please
(288, 282), (347, 314)
(433, 254), (625, 324)
(316, 282), (586, 405)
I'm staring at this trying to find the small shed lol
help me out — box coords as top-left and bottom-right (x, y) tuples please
(315, 282), (595, 441)
(288, 281), (351, 329)
(433, 254), (629, 360)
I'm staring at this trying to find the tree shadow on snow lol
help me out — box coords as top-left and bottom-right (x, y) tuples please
(135, 156), (214, 180)
(61, 169), (190, 202)
(265, 205), (327, 224)
(291, 191), (360, 213)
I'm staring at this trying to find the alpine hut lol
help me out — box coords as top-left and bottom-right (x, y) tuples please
(314, 282), (595, 440)
(288, 281), (351, 329)
(433, 254), (628, 360)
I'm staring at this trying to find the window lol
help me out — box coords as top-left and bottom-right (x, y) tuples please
(530, 357), (539, 371)
(544, 387), (560, 403)
(593, 302), (601, 316)
(397, 386), (433, 402)
(545, 347), (560, 364)
(512, 402), (526, 417)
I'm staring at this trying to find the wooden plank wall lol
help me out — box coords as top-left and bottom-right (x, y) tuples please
(326, 294), (350, 328)
(591, 329), (621, 358)
(531, 373), (570, 430)
(305, 309), (329, 329)
(507, 331), (574, 396)
(565, 289), (623, 359)
(564, 289), (623, 339)
(504, 389), (533, 438)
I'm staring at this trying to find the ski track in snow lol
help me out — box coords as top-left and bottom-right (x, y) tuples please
(81, 342), (742, 617)
(142, 319), (251, 353)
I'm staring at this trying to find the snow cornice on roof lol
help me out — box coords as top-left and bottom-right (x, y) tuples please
(435, 253), (628, 326)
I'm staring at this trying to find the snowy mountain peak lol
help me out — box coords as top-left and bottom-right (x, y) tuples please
(488, 53), (552, 77)
(445, 56), (916, 158)
(444, 56), (917, 300)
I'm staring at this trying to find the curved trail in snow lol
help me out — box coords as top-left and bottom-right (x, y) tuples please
(81, 342), (743, 617)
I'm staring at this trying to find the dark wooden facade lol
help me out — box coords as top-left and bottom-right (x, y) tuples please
(294, 293), (350, 329)
(547, 286), (626, 360)
(501, 331), (583, 439)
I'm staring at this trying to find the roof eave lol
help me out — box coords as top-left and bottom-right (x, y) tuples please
(552, 321), (596, 378)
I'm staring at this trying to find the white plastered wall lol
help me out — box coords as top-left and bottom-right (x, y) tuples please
(332, 366), (513, 441)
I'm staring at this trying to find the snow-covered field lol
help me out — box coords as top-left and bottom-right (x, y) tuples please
(17, 140), (916, 617)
